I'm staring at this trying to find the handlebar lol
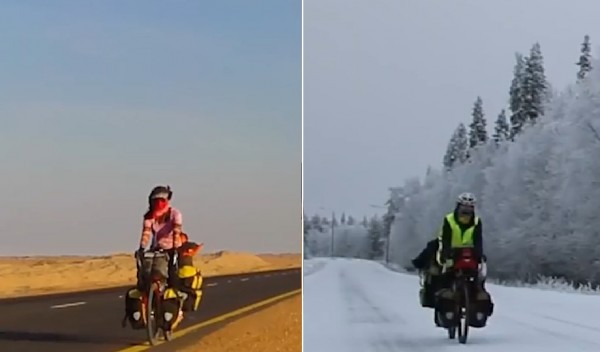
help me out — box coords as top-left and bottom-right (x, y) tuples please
(135, 248), (172, 260)
(143, 251), (168, 259)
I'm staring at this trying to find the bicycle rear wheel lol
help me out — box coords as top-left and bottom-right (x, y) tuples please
(447, 325), (456, 339)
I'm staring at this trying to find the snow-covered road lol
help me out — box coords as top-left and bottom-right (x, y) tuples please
(303, 258), (600, 352)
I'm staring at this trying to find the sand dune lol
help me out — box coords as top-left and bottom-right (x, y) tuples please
(0, 251), (300, 299)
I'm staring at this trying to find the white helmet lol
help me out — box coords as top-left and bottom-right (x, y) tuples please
(457, 192), (476, 206)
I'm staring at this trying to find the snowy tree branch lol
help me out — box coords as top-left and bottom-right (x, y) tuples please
(586, 121), (600, 142)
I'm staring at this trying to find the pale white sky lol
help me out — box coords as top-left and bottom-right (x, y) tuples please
(304, 0), (600, 218)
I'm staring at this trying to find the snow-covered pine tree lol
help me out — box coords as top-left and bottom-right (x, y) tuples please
(443, 123), (469, 169)
(521, 42), (548, 125)
(362, 216), (368, 227)
(510, 52), (526, 140)
(303, 213), (309, 257)
(332, 213), (338, 227)
(455, 123), (469, 162)
(468, 96), (488, 148)
(347, 215), (356, 225)
(303, 213), (311, 233)
(443, 132), (459, 170)
(341, 212), (346, 225)
(493, 109), (510, 143)
(367, 215), (385, 260)
(577, 35), (592, 81)
(311, 214), (322, 232)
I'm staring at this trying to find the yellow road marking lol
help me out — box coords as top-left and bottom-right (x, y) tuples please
(115, 288), (301, 352)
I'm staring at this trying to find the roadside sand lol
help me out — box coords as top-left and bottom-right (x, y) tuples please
(0, 252), (300, 298)
(181, 293), (301, 352)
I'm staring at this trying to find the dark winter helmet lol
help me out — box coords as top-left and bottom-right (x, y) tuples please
(148, 185), (172, 203)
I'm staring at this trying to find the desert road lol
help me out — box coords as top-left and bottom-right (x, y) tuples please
(0, 268), (301, 352)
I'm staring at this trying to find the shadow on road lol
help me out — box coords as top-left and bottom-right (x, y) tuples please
(0, 330), (136, 346)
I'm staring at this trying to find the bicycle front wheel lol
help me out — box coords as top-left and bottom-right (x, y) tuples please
(146, 283), (161, 346)
(457, 280), (470, 344)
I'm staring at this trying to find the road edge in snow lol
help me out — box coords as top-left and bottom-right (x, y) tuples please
(377, 260), (600, 296)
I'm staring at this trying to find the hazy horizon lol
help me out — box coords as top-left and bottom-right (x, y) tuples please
(0, 0), (301, 255)
(304, 0), (600, 218)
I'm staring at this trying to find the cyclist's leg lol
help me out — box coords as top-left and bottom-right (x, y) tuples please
(167, 250), (184, 321)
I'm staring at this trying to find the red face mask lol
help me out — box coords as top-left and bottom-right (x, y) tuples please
(151, 198), (169, 215)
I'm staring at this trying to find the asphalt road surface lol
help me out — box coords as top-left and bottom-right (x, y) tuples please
(0, 268), (301, 352)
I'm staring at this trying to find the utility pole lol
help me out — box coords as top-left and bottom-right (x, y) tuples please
(385, 234), (391, 263)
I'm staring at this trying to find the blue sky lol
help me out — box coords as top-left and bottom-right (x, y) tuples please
(0, 0), (301, 255)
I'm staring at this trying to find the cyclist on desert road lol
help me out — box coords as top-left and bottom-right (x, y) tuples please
(122, 185), (189, 330)
(138, 185), (185, 320)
